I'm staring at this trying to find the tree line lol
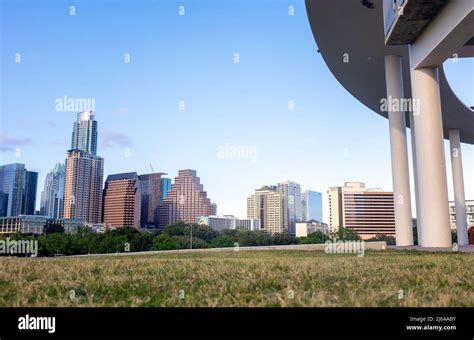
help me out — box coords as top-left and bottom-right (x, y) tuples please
(1, 221), (392, 257)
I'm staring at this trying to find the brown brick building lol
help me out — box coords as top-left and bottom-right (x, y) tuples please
(102, 172), (141, 228)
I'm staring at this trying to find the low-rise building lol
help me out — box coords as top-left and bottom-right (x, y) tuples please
(196, 215), (260, 231)
(295, 220), (329, 237)
(0, 215), (84, 235)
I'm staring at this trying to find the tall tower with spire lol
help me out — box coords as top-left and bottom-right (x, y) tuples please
(63, 111), (104, 223)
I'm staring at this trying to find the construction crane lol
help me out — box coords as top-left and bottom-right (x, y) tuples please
(149, 164), (154, 173)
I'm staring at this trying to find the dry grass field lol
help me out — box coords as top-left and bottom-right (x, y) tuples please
(0, 250), (472, 307)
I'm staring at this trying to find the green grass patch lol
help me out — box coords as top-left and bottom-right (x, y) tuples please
(0, 250), (472, 307)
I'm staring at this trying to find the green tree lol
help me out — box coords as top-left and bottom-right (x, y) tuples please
(71, 233), (90, 255)
(220, 229), (239, 237)
(83, 230), (103, 254)
(131, 232), (154, 252)
(43, 232), (67, 255)
(152, 233), (181, 250)
(210, 235), (237, 248)
(237, 230), (272, 246)
(187, 224), (219, 242)
(299, 231), (326, 244)
(163, 221), (187, 236)
(177, 236), (209, 249)
(367, 234), (396, 245)
(109, 226), (140, 241)
(99, 233), (128, 253)
(329, 227), (361, 241)
(272, 231), (294, 245)
(254, 230), (273, 246)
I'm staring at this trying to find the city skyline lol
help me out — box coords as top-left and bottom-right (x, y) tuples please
(1, 0), (472, 224)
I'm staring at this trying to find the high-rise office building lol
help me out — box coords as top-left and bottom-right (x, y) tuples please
(301, 190), (323, 222)
(103, 172), (141, 228)
(40, 163), (65, 219)
(138, 173), (166, 227)
(328, 182), (395, 239)
(247, 186), (288, 234)
(63, 150), (104, 223)
(23, 170), (38, 215)
(0, 163), (38, 217)
(71, 110), (98, 155)
(160, 177), (171, 203)
(160, 169), (216, 226)
(0, 164), (24, 217)
(63, 111), (104, 224)
(277, 181), (302, 236)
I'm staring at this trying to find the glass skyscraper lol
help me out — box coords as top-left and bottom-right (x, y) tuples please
(160, 177), (171, 203)
(0, 163), (38, 217)
(40, 163), (65, 219)
(138, 173), (165, 227)
(277, 181), (302, 236)
(301, 190), (323, 223)
(23, 171), (38, 215)
(71, 110), (98, 155)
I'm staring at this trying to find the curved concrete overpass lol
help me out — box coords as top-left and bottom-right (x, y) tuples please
(305, 0), (474, 144)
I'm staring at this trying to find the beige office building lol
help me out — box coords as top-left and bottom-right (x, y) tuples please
(328, 182), (395, 239)
(103, 172), (141, 228)
(295, 220), (329, 238)
(63, 150), (104, 224)
(247, 186), (288, 234)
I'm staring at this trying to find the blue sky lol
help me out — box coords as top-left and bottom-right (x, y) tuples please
(1, 0), (473, 222)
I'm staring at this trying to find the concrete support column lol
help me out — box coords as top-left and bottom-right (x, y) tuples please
(409, 112), (422, 245)
(410, 66), (452, 247)
(384, 55), (413, 246)
(449, 129), (469, 245)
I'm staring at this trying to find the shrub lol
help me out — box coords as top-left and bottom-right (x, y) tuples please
(272, 231), (295, 245)
(329, 227), (361, 241)
(210, 235), (237, 248)
(367, 234), (396, 245)
(299, 231), (326, 244)
(152, 234), (181, 250)
(176, 236), (209, 249)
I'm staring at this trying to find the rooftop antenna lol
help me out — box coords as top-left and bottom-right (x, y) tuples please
(149, 164), (154, 173)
